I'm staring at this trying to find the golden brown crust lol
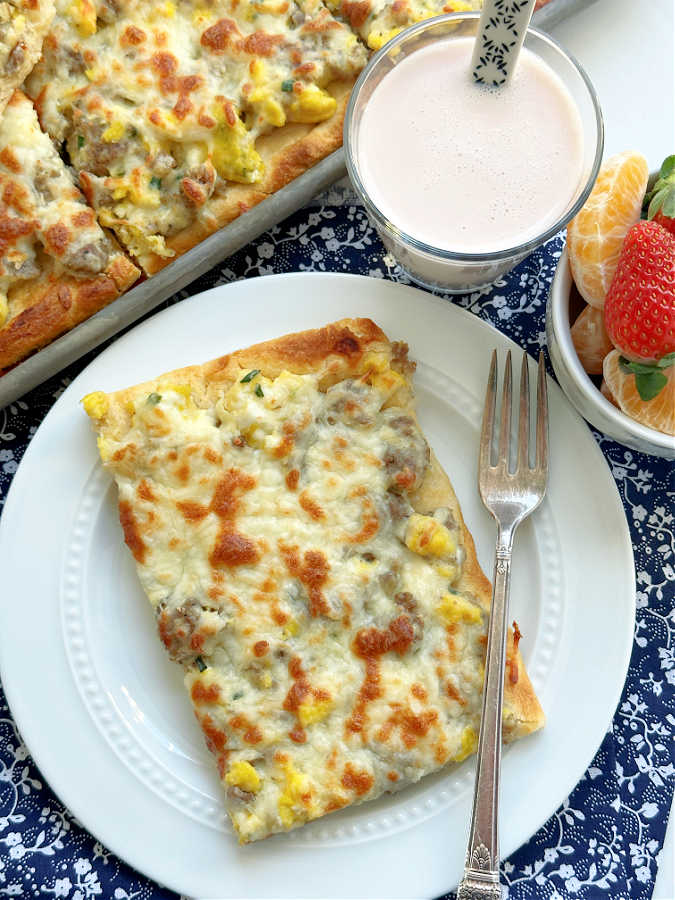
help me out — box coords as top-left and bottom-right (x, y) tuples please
(0, 246), (139, 371)
(137, 79), (353, 276)
(95, 318), (388, 438)
(253, 80), (353, 195)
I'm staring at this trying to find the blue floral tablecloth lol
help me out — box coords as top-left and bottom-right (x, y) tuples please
(0, 185), (673, 900)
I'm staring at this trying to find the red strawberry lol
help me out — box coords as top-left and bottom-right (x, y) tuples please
(603, 220), (675, 400)
(646, 154), (675, 235)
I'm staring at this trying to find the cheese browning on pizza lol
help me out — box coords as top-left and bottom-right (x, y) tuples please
(0, 0), (55, 114)
(333, 0), (479, 50)
(26, 0), (366, 270)
(0, 90), (139, 370)
(83, 319), (544, 843)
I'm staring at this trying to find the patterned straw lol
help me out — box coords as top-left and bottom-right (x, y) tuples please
(471, 0), (538, 87)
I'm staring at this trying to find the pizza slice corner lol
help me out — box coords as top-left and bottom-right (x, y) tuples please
(0, 89), (139, 371)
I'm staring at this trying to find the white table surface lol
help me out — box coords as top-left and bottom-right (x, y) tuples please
(548, 3), (674, 897)
(548, 0), (674, 172)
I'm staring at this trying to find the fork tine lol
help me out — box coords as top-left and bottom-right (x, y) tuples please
(497, 350), (512, 469)
(479, 351), (498, 471)
(518, 351), (530, 469)
(536, 351), (549, 471)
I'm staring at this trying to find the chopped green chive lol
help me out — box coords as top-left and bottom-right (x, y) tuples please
(232, 690), (244, 700)
(240, 369), (260, 383)
(255, 383), (264, 398)
(195, 656), (207, 672)
(77, 135), (85, 148)
(281, 79), (294, 92)
(147, 392), (162, 405)
(150, 176), (162, 189)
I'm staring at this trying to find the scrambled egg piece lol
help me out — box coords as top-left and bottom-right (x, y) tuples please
(297, 699), (332, 727)
(437, 592), (482, 626)
(226, 761), (261, 793)
(405, 514), (457, 558)
(278, 762), (311, 827)
(287, 85), (336, 123)
(68, 0), (97, 36)
(102, 120), (125, 143)
(453, 726), (478, 762)
(82, 391), (109, 419)
(211, 107), (264, 183)
(99, 217), (173, 260)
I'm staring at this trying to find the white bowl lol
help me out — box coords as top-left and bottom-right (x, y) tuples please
(546, 247), (675, 459)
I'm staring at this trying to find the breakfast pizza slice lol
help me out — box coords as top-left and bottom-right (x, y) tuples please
(83, 318), (544, 843)
(26, 0), (366, 275)
(0, 90), (139, 372)
(0, 0), (55, 114)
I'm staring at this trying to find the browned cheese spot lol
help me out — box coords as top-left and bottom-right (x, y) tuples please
(208, 469), (259, 568)
(118, 500), (146, 563)
(346, 616), (414, 738)
(285, 468), (300, 491)
(0, 147), (21, 173)
(137, 479), (157, 502)
(229, 714), (262, 745)
(199, 713), (227, 753)
(177, 500), (209, 522)
(279, 543), (330, 617)
(299, 490), (324, 521)
(283, 656), (330, 744)
(191, 681), (221, 704)
(341, 763), (374, 796)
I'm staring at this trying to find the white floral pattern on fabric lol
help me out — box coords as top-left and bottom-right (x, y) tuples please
(0, 186), (673, 900)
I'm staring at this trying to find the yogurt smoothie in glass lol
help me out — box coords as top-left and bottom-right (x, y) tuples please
(345, 15), (603, 291)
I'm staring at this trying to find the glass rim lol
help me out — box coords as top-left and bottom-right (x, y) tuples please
(343, 11), (605, 264)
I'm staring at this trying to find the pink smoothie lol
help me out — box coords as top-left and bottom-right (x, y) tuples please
(357, 36), (585, 253)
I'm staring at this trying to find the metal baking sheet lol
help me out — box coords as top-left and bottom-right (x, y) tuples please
(0, 0), (596, 409)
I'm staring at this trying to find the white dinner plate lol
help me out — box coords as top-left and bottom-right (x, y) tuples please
(0, 274), (634, 900)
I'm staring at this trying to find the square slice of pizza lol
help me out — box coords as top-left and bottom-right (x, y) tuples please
(26, 0), (366, 274)
(0, 90), (139, 372)
(83, 319), (543, 842)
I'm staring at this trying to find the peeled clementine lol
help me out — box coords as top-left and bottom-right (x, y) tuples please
(567, 151), (649, 308)
(603, 350), (675, 435)
(570, 304), (614, 374)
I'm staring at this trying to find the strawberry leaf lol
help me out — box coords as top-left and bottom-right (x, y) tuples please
(619, 356), (662, 376)
(660, 155), (675, 179)
(634, 371), (668, 402)
(657, 352), (675, 368)
(647, 157), (675, 220)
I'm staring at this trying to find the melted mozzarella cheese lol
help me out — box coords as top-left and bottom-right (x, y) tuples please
(90, 365), (497, 843)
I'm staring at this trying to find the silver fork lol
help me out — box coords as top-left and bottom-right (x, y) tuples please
(457, 350), (549, 900)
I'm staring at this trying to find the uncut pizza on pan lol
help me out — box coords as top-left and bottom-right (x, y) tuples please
(0, 0), (554, 373)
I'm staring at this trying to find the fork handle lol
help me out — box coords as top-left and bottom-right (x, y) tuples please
(457, 528), (514, 900)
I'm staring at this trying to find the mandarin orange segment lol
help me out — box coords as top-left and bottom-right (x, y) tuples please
(567, 151), (649, 308)
(603, 350), (675, 435)
(570, 303), (615, 374)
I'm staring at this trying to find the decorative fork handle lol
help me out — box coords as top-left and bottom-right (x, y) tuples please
(457, 529), (514, 900)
